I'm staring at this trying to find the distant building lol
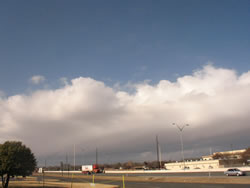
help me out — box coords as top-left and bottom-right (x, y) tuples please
(202, 155), (213, 160)
(202, 149), (246, 160)
(164, 159), (220, 170)
(164, 149), (246, 170)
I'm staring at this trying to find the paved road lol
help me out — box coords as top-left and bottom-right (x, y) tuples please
(103, 181), (250, 188)
(95, 171), (250, 177)
(37, 174), (250, 188)
(84, 178), (250, 188)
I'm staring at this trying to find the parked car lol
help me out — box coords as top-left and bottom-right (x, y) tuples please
(224, 168), (246, 176)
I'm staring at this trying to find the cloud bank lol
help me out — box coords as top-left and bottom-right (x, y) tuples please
(1, 65), (250, 164)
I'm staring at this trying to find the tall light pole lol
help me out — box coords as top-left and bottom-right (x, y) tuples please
(96, 147), (98, 165)
(74, 144), (76, 171)
(156, 135), (160, 169)
(172, 123), (189, 170)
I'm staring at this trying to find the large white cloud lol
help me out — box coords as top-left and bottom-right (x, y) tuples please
(1, 65), (250, 164)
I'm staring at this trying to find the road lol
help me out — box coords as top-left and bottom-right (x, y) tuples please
(86, 171), (250, 177)
(35, 173), (250, 188)
(97, 181), (250, 188)
(77, 177), (250, 188)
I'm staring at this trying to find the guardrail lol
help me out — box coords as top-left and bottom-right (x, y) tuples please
(105, 167), (250, 174)
(40, 166), (250, 175)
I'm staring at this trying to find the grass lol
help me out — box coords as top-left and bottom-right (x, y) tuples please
(8, 176), (119, 188)
(9, 185), (64, 188)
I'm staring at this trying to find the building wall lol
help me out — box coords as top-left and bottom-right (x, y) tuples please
(164, 149), (246, 170)
(202, 155), (213, 160)
(164, 160), (220, 170)
(219, 149), (246, 155)
(218, 149), (246, 159)
(201, 149), (246, 161)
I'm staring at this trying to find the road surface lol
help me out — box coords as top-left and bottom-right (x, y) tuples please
(35, 173), (250, 188)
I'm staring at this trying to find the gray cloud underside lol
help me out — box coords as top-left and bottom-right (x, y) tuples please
(1, 65), (250, 165)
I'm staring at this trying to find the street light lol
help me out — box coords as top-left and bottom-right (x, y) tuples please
(172, 123), (189, 170)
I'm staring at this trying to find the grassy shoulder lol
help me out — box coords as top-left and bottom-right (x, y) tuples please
(8, 176), (118, 188)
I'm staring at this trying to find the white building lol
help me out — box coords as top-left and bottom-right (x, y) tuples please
(165, 149), (246, 170)
(202, 149), (246, 160)
(164, 159), (220, 170)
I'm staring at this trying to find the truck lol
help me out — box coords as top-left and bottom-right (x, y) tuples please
(81, 164), (103, 174)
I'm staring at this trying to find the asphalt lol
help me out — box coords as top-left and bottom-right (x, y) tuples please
(77, 177), (250, 188)
(51, 177), (250, 188)
(92, 171), (250, 177)
(35, 173), (250, 188)
(102, 181), (250, 188)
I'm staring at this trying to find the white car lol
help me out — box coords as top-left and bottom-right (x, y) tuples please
(224, 168), (246, 176)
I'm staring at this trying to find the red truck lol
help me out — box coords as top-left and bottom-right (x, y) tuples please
(81, 164), (102, 174)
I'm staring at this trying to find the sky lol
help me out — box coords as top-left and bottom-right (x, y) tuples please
(0, 0), (250, 166)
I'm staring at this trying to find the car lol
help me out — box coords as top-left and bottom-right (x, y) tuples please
(224, 168), (246, 176)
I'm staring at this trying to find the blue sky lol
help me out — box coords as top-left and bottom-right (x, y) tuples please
(1, 0), (250, 95)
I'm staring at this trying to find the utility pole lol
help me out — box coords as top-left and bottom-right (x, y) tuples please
(96, 148), (98, 165)
(74, 144), (76, 171)
(156, 135), (160, 169)
(60, 161), (64, 176)
(44, 159), (47, 170)
(159, 145), (162, 169)
(66, 154), (69, 177)
(43, 159), (46, 188)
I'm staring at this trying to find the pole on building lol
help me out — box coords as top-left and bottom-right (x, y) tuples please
(209, 147), (212, 177)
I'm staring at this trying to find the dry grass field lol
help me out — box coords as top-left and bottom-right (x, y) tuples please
(8, 176), (118, 188)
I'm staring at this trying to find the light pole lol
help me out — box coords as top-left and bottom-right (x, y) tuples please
(172, 123), (189, 170)
(74, 144), (76, 171)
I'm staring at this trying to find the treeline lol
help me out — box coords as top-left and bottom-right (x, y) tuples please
(99, 160), (174, 169)
(44, 160), (175, 171)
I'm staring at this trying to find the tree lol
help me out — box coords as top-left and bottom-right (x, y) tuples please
(0, 141), (37, 188)
(123, 161), (133, 169)
(212, 152), (225, 159)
